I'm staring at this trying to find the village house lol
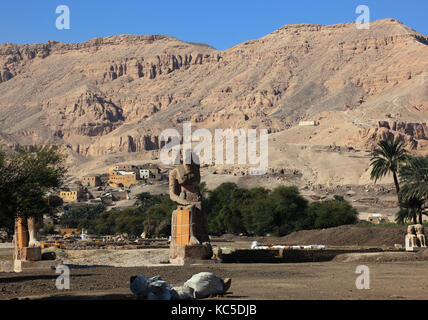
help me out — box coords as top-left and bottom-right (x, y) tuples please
(139, 168), (151, 179)
(138, 164), (162, 181)
(81, 175), (102, 187)
(113, 164), (138, 172)
(59, 228), (80, 237)
(108, 166), (138, 188)
(59, 188), (83, 203)
(139, 167), (161, 180)
(299, 120), (319, 126)
(107, 163), (163, 187)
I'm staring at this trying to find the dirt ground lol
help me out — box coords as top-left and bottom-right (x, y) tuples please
(1, 226), (428, 300)
(1, 260), (428, 300)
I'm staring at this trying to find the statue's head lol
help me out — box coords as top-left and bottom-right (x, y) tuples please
(181, 151), (200, 172)
(415, 224), (424, 233)
(408, 225), (416, 234)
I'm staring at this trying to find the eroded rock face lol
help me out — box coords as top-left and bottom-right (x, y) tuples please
(379, 121), (428, 141)
(356, 126), (418, 151)
(48, 92), (124, 137)
(96, 53), (221, 83)
(0, 19), (428, 160)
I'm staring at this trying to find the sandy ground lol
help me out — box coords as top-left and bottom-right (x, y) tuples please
(1, 231), (428, 300)
(1, 261), (428, 300)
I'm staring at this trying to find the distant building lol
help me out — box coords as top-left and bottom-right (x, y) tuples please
(108, 167), (138, 188)
(139, 168), (151, 179)
(367, 214), (390, 224)
(59, 228), (80, 236)
(113, 164), (138, 172)
(59, 188), (83, 203)
(139, 167), (162, 180)
(81, 175), (102, 187)
(299, 121), (319, 126)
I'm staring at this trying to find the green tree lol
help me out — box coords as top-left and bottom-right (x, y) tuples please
(369, 138), (408, 197)
(240, 187), (270, 234)
(246, 198), (275, 236)
(307, 199), (358, 229)
(205, 183), (240, 234)
(0, 145), (66, 233)
(397, 156), (428, 224)
(60, 204), (105, 228)
(67, 194), (176, 238)
(333, 195), (345, 202)
(144, 197), (176, 237)
(268, 186), (309, 236)
(202, 183), (358, 236)
(134, 192), (164, 209)
(395, 197), (423, 224)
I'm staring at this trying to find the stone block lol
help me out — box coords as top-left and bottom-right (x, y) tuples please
(14, 259), (62, 273)
(170, 243), (213, 265)
(14, 247), (42, 261)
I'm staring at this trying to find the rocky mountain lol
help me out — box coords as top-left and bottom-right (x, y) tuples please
(0, 18), (427, 170)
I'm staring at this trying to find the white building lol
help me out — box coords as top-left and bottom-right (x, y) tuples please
(139, 169), (151, 179)
(299, 121), (319, 127)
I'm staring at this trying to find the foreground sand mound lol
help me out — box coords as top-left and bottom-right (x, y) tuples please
(281, 225), (414, 247)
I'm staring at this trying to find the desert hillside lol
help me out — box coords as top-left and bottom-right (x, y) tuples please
(0, 18), (427, 188)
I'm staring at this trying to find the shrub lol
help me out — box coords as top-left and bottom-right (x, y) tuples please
(307, 200), (358, 229)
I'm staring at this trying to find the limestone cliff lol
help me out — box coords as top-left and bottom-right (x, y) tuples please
(0, 19), (427, 163)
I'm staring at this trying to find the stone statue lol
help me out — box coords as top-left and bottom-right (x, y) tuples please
(27, 216), (41, 248)
(14, 216), (42, 270)
(415, 224), (427, 247)
(405, 224), (423, 251)
(169, 160), (209, 245)
(15, 216), (41, 249)
(169, 158), (212, 263)
(14, 216), (61, 272)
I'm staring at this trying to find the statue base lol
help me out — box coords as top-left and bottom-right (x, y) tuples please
(13, 246), (62, 272)
(14, 247), (42, 261)
(170, 243), (213, 265)
(14, 259), (62, 273)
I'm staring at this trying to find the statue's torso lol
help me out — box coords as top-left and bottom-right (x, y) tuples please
(176, 165), (201, 203)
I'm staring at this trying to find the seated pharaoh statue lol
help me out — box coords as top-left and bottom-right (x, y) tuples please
(415, 224), (427, 248)
(169, 154), (212, 263)
(405, 224), (425, 251)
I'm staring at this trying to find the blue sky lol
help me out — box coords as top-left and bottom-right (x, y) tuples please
(0, 0), (427, 50)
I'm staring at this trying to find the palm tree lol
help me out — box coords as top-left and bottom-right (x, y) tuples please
(370, 138), (408, 196)
(395, 197), (423, 224)
(398, 156), (428, 224)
